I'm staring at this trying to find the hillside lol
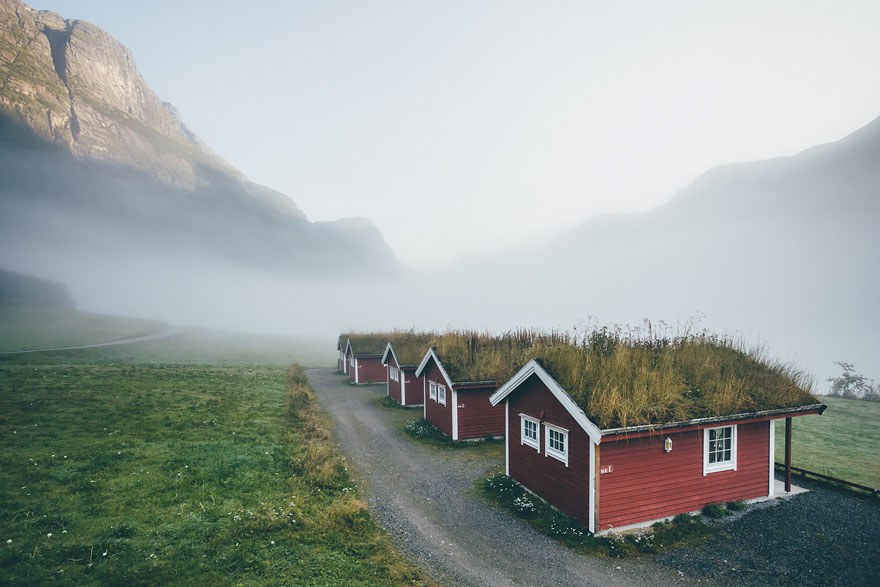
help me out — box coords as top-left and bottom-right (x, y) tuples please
(0, 0), (400, 280)
(431, 115), (880, 384)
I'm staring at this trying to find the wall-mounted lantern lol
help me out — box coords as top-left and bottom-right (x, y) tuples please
(664, 437), (673, 453)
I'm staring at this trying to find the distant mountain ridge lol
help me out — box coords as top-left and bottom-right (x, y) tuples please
(0, 0), (400, 279)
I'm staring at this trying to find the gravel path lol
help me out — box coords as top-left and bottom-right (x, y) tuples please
(656, 475), (880, 585)
(307, 369), (690, 586)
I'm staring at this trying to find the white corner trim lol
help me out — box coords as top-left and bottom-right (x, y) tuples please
(401, 371), (406, 405)
(415, 348), (455, 389)
(354, 358), (359, 384)
(490, 359), (602, 443)
(505, 402), (510, 476)
(702, 424), (738, 476)
(589, 438), (596, 534)
(451, 388), (458, 440)
(768, 420), (775, 496)
(423, 377), (427, 420)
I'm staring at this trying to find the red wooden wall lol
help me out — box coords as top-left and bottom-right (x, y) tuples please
(507, 374), (592, 527)
(387, 356), (402, 403)
(457, 386), (504, 439)
(401, 367), (424, 406)
(351, 356), (385, 384)
(598, 420), (770, 530)
(423, 360), (453, 437)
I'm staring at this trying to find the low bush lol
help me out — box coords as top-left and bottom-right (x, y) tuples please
(477, 472), (718, 557)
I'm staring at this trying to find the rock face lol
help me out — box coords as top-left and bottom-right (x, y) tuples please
(1, 0), (238, 189)
(0, 0), (401, 280)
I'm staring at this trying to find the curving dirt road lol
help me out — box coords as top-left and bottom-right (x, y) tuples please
(0, 327), (186, 355)
(307, 368), (691, 586)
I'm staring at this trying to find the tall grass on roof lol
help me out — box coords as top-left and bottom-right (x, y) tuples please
(341, 330), (435, 359)
(533, 325), (816, 429)
(430, 329), (567, 383)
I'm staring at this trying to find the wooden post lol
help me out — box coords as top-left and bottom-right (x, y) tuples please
(785, 417), (792, 493)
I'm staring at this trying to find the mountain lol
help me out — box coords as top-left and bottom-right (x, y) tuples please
(0, 0), (400, 281)
(426, 115), (879, 382)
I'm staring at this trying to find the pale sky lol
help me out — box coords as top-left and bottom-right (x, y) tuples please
(36, 1), (880, 267)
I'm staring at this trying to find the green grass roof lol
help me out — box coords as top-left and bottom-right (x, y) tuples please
(341, 333), (389, 356)
(428, 329), (817, 429)
(532, 330), (818, 429)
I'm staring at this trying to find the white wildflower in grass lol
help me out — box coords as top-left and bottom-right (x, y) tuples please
(46, 533), (52, 538)
(102, 552), (107, 557)
(270, 540), (275, 545)
(6, 539), (11, 544)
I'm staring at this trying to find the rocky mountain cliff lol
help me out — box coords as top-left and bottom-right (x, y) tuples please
(0, 0), (400, 281)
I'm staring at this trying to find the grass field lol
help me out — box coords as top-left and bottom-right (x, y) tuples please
(0, 355), (424, 584)
(0, 306), (168, 352)
(0, 306), (336, 367)
(775, 396), (880, 489)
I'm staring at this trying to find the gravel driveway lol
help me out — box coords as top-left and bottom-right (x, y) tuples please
(307, 369), (688, 586)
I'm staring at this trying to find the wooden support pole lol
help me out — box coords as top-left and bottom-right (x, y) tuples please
(785, 417), (792, 493)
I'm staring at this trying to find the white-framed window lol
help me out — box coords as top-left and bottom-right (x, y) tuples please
(349, 356), (354, 367)
(429, 381), (437, 401)
(390, 367), (399, 382)
(544, 423), (569, 466)
(520, 414), (540, 451)
(703, 425), (737, 475)
(437, 384), (447, 406)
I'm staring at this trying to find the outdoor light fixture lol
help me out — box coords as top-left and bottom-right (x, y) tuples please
(664, 437), (673, 453)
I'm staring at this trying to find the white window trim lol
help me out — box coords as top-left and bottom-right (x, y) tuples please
(519, 414), (540, 451)
(544, 422), (569, 467)
(429, 381), (437, 401)
(390, 367), (399, 382)
(437, 384), (447, 406)
(703, 424), (737, 475)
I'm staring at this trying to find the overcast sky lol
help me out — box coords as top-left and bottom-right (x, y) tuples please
(36, 1), (880, 267)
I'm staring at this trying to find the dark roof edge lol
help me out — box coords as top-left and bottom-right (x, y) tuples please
(600, 403), (827, 436)
(452, 380), (498, 387)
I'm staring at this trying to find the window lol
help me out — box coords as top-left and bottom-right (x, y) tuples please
(703, 425), (737, 474)
(390, 367), (399, 382)
(429, 381), (437, 401)
(437, 384), (447, 406)
(544, 423), (569, 466)
(349, 356), (354, 367)
(520, 414), (539, 451)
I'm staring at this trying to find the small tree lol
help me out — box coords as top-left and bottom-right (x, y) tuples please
(827, 362), (879, 401)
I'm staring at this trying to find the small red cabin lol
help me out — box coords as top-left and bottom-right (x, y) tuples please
(345, 336), (387, 384)
(490, 359), (826, 534)
(337, 336), (346, 373)
(381, 342), (428, 407)
(415, 348), (505, 440)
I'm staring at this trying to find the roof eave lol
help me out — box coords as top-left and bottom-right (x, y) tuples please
(600, 403), (828, 437)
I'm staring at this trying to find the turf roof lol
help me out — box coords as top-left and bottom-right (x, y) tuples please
(387, 335), (435, 367)
(428, 329), (818, 429)
(341, 331), (435, 360)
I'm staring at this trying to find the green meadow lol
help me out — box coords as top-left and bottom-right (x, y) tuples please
(0, 309), (424, 585)
(775, 395), (880, 490)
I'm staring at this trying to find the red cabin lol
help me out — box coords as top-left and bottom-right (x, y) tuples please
(337, 336), (346, 373)
(381, 342), (428, 407)
(490, 358), (826, 534)
(415, 348), (505, 440)
(345, 336), (387, 384)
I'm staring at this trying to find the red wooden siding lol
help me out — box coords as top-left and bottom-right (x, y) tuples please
(351, 356), (385, 384)
(401, 367), (424, 406)
(423, 360), (453, 437)
(507, 374), (592, 527)
(599, 420), (770, 530)
(387, 356), (402, 403)
(457, 386), (504, 439)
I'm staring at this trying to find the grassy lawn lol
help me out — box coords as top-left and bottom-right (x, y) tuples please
(0, 359), (425, 584)
(0, 306), (168, 352)
(775, 396), (880, 489)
